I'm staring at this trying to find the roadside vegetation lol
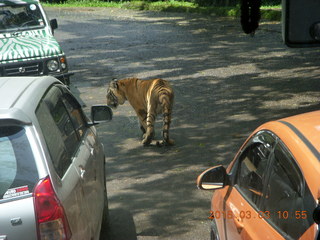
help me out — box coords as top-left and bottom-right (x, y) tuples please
(43, 0), (281, 21)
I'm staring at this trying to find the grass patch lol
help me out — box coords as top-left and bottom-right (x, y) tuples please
(261, 8), (281, 21)
(43, 1), (120, 7)
(122, 1), (199, 12)
(43, 1), (281, 21)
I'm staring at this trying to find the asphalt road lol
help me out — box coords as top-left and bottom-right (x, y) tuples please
(46, 7), (320, 240)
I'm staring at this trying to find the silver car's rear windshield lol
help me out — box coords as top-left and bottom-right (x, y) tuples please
(0, 126), (38, 201)
(0, 3), (45, 33)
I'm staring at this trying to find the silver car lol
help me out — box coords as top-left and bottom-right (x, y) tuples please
(0, 76), (112, 240)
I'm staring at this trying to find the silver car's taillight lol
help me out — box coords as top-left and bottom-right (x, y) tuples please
(33, 177), (72, 240)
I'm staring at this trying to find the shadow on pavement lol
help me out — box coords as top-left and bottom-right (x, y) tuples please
(47, 7), (320, 240)
(104, 208), (138, 240)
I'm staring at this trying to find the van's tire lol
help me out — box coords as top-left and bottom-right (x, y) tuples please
(63, 77), (70, 86)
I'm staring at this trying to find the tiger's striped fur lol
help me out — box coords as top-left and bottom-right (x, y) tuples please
(106, 77), (174, 146)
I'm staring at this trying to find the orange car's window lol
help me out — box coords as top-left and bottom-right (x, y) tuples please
(263, 143), (315, 239)
(237, 143), (270, 207)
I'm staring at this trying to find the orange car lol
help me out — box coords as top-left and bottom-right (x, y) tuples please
(197, 111), (320, 240)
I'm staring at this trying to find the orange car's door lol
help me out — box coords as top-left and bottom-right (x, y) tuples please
(223, 131), (284, 240)
(224, 188), (283, 240)
(222, 131), (317, 240)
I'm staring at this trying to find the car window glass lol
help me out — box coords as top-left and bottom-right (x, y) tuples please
(62, 94), (87, 139)
(0, 126), (38, 200)
(0, 4), (45, 33)
(237, 142), (270, 207)
(263, 143), (315, 239)
(0, 139), (16, 194)
(36, 87), (80, 178)
(255, 131), (275, 159)
(235, 131), (276, 207)
(51, 99), (79, 154)
(36, 101), (70, 178)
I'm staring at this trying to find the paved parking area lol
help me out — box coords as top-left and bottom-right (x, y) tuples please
(47, 7), (320, 239)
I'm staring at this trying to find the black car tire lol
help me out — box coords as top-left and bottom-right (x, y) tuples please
(210, 220), (220, 240)
(99, 159), (109, 240)
(99, 191), (109, 240)
(63, 77), (70, 86)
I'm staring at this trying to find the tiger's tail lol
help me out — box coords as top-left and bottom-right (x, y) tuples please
(160, 93), (174, 146)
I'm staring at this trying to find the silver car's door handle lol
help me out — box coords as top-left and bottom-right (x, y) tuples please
(79, 166), (86, 179)
(90, 147), (94, 155)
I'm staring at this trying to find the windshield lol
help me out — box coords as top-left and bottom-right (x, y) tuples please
(0, 3), (45, 33)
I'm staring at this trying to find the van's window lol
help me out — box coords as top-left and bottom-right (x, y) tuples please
(0, 126), (38, 201)
(0, 3), (45, 33)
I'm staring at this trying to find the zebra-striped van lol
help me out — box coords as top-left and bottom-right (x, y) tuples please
(0, 0), (73, 85)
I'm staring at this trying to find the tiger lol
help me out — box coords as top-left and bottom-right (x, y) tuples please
(106, 77), (174, 146)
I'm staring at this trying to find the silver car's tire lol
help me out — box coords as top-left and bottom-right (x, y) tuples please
(100, 160), (109, 240)
(99, 193), (109, 240)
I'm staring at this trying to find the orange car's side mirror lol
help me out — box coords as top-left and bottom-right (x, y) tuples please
(196, 165), (228, 190)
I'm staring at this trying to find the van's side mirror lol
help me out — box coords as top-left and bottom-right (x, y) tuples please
(196, 166), (227, 190)
(282, 0), (320, 47)
(90, 105), (113, 125)
(50, 19), (58, 34)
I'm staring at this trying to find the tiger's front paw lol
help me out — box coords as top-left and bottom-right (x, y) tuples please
(142, 135), (152, 146)
(166, 139), (175, 146)
(156, 139), (175, 147)
(163, 139), (174, 146)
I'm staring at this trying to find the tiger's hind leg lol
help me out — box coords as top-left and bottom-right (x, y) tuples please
(142, 108), (156, 146)
(140, 125), (146, 134)
(136, 109), (149, 140)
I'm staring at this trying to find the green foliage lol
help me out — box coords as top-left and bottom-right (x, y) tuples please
(43, 0), (120, 7)
(43, 0), (281, 6)
(262, 0), (280, 6)
(43, 0), (281, 21)
(122, 1), (198, 12)
(261, 8), (281, 21)
(191, 0), (238, 7)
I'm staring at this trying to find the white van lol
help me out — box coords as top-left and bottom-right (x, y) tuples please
(0, 0), (73, 84)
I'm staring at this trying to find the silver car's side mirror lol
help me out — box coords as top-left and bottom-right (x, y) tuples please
(90, 105), (113, 125)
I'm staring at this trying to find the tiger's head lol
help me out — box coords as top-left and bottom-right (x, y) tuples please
(106, 80), (126, 108)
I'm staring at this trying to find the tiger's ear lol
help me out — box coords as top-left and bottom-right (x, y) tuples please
(110, 80), (119, 90)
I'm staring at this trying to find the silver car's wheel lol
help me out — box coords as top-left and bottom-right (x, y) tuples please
(99, 193), (109, 240)
(100, 160), (109, 240)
